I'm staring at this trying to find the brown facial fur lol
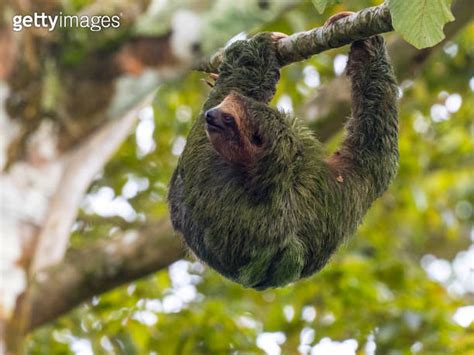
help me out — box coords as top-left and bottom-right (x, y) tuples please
(205, 92), (261, 166)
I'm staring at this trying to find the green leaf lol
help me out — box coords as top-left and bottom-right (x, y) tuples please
(311, 0), (340, 14)
(311, 0), (328, 13)
(389, 0), (455, 49)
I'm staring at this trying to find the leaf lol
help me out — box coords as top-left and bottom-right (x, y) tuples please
(311, 0), (328, 14)
(389, 0), (455, 49)
(311, 0), (340, 14)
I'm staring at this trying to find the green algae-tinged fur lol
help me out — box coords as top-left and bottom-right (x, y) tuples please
(168, 33), (398, 290)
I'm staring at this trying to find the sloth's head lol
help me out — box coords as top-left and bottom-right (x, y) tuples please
(204, 91), (264, 166)
(204, 91), (299, 168)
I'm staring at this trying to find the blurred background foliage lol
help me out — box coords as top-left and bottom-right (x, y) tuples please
(25, 0), (473, 353)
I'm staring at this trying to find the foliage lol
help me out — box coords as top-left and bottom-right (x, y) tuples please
(26, 0), (473, 354)
(389, 0), (455, 48)
(311, 0), (342, 14)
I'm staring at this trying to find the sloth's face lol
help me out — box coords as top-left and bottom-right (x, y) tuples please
(204, 92), (263, 166)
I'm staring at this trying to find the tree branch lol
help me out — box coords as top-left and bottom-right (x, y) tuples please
(197, 4), (392, 72)
(30, 96), (153, 275)
(27, 218), (184, 331)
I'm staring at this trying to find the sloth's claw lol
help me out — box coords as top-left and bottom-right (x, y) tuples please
(324, 11), (355, 27)
(271, 32), (288, 41)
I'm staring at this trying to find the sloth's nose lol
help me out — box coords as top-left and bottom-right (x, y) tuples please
(205, 108), (220, 125)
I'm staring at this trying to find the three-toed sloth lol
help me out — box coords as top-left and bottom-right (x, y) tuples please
(168, 15), (399, 290)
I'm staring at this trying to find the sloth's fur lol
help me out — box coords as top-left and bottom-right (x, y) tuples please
(168, 33), (398, 289)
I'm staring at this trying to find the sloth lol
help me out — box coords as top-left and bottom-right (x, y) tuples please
(168, 14), (398, 290)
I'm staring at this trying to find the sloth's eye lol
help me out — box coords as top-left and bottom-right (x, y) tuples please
(223, 114), (234, 125)
(251, 132), (263, 146)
